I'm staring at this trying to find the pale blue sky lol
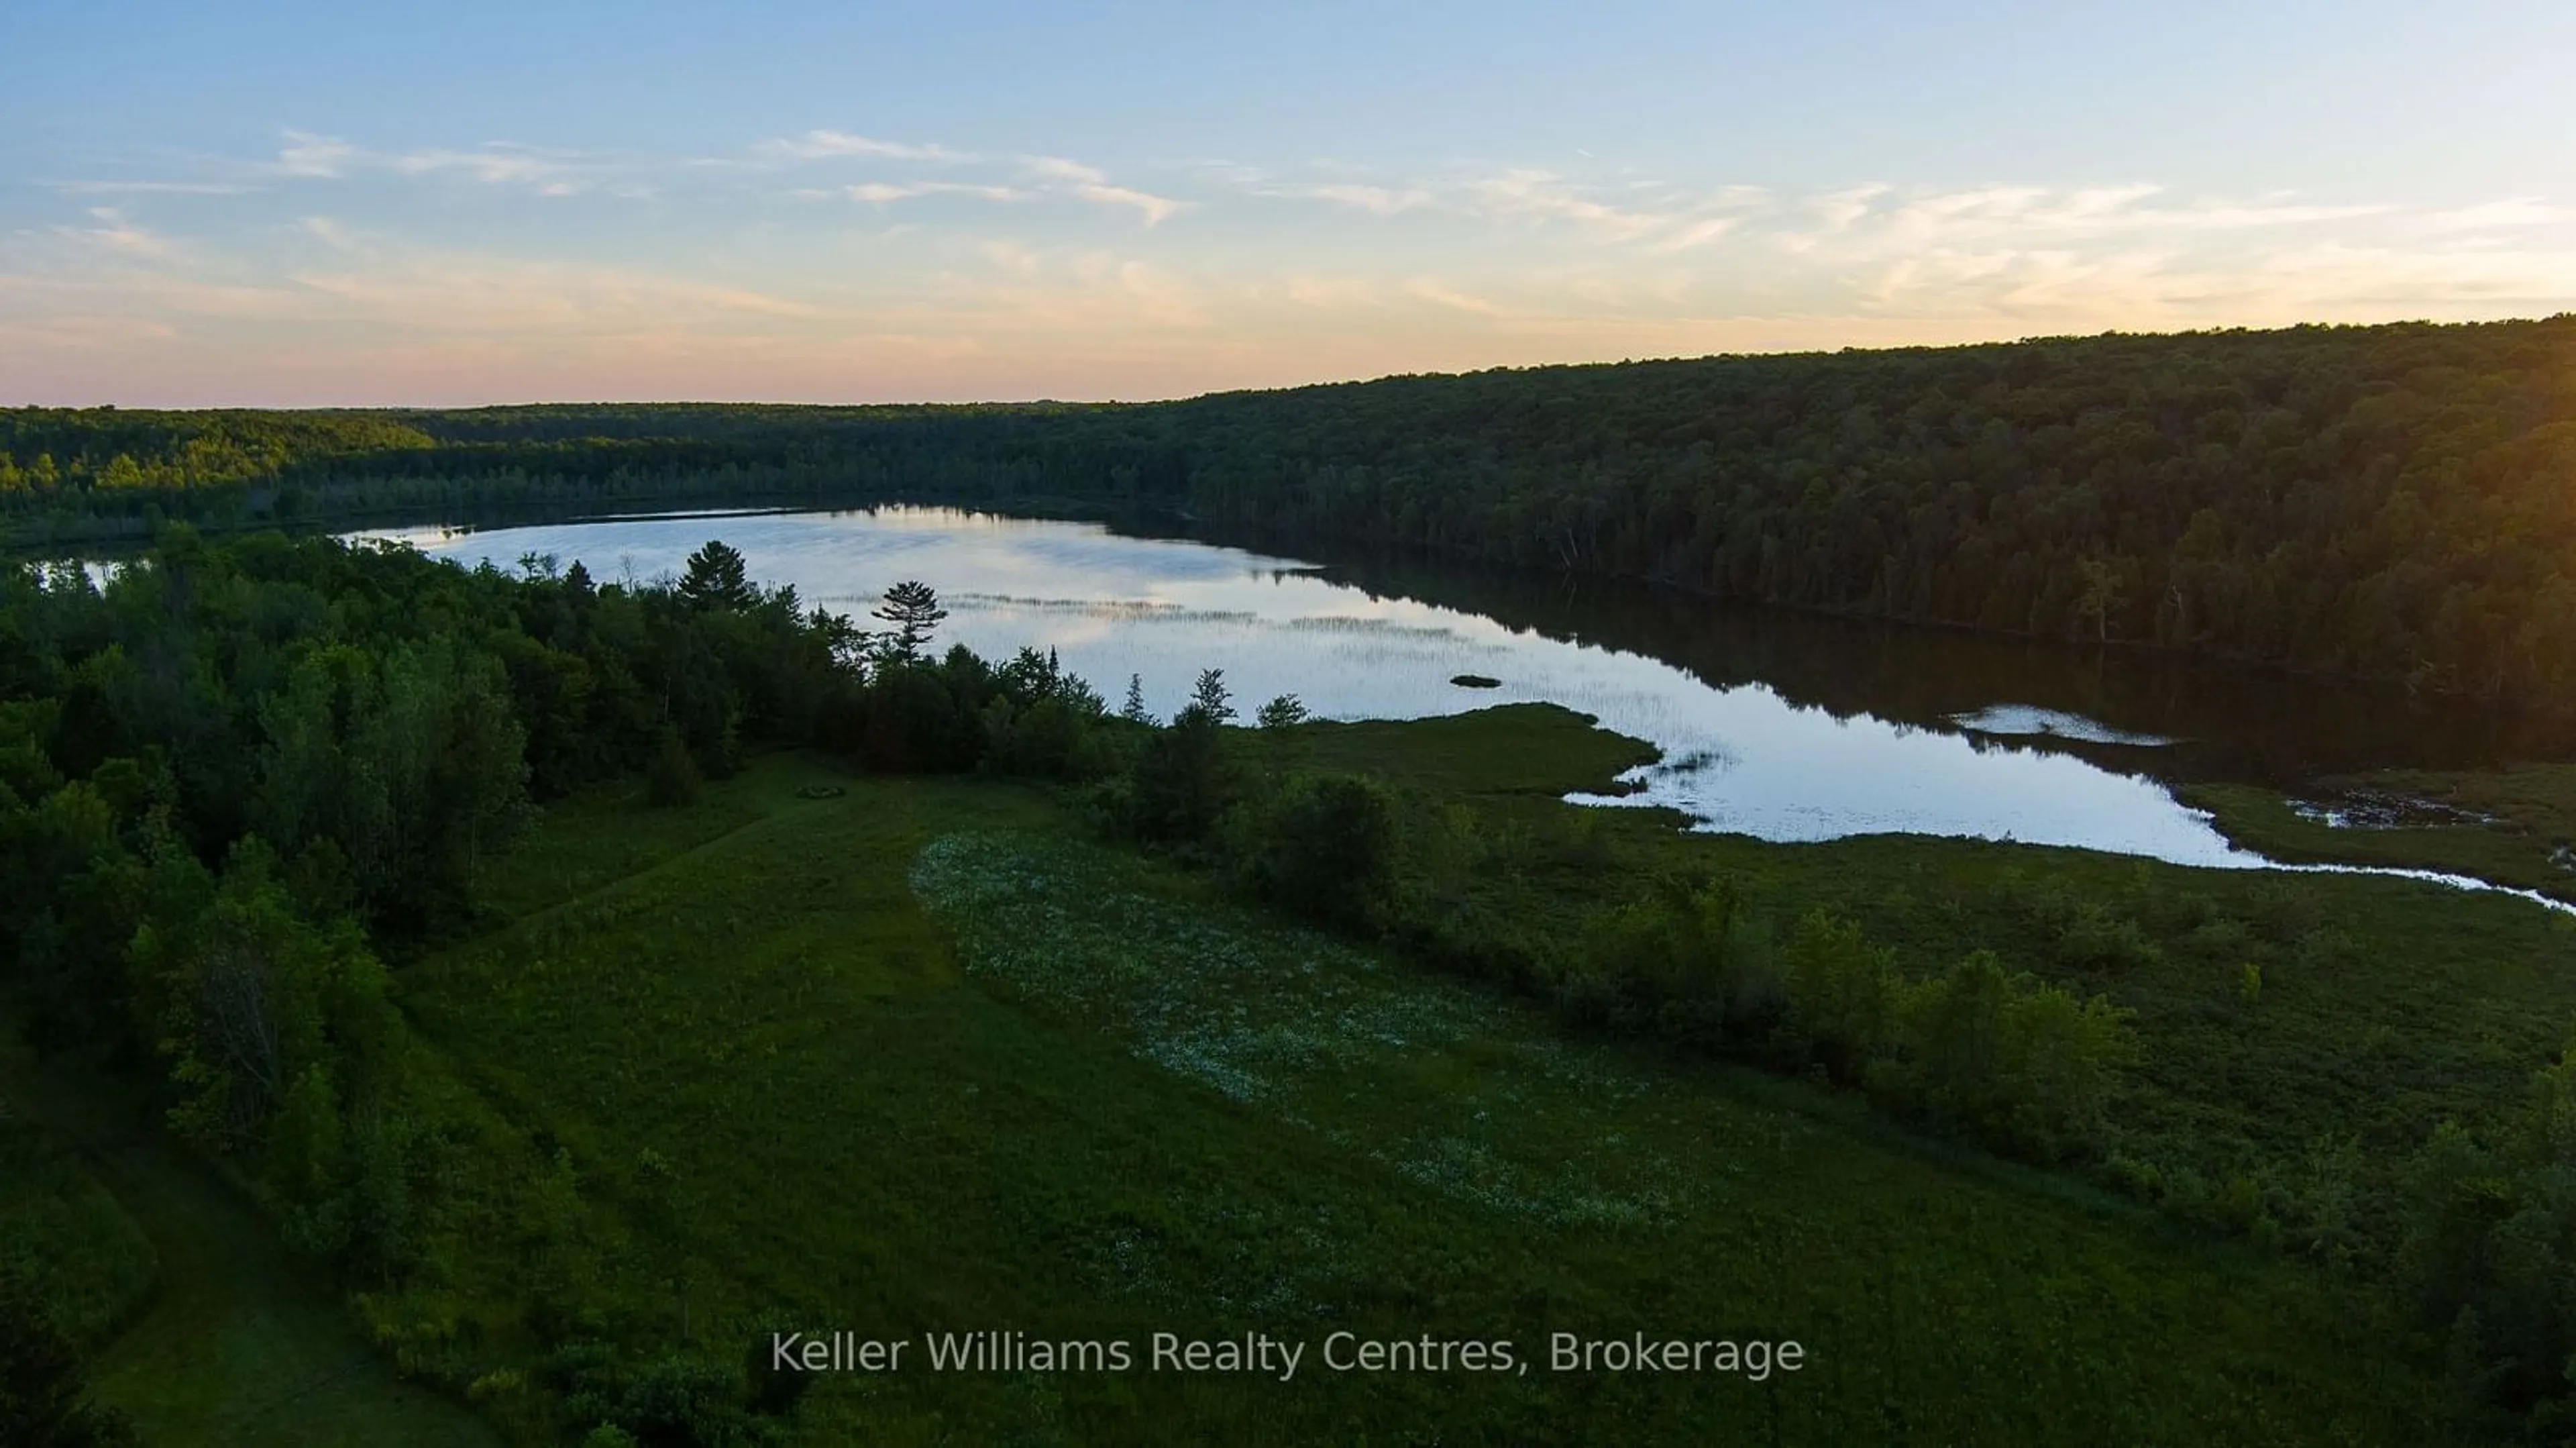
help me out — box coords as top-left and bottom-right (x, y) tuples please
(5, 1), (2572, 405)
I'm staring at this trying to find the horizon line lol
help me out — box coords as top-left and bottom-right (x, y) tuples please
(11, 311), (2571, 414)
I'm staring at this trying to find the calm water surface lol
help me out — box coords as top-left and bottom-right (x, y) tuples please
(362, 506), (2571, 905)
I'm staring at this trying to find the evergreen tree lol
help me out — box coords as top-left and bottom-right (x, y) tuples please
(678, 540), (755, 611)
(1187, 668), (1235, 725)
(872, 580), (947, 663)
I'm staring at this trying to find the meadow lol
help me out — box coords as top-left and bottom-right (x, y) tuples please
(334, 708), (2532, 1444)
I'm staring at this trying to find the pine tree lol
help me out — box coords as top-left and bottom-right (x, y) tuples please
(1187, 668), (1234, 724)
(872, 580), (948, 663)
(678, 540), (754, 611)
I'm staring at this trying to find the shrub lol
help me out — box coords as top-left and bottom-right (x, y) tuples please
(1118, 709), (1236, 846)
(1886, 949), (2137, 1161)
(562, 1351), (780, 1448)
(1574, 878), (1779, 1047)
(1236, 772), (1399, 931)
(0, 1270), (138, 1448)
(2053, 900), (2164, 972)
(646, 729), (702, 807)
(1782, 911), (1900, 1082)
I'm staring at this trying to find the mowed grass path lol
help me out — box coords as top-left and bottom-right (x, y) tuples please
(400, 748), (2449, 1445)
(0, 1046), (497, 1448)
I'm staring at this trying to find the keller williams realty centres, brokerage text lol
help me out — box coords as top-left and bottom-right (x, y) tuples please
(769, 1329), (1809, 1384)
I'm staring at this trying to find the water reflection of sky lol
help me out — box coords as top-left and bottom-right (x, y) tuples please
(365, 506), (2261, 869)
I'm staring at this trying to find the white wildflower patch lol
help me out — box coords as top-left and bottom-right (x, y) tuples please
(910, 832), (1498, 1101)
(1389, 1135), (1680, 1227)
(911, 831), (1705, 1227)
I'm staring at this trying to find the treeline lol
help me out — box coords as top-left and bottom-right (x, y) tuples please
(11, 317), (2576, 716)
(0, 408), (431, 492)
(1163, 319), (2576, 715)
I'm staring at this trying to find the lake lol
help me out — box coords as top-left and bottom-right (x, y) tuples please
(361, 505), (2571, 902)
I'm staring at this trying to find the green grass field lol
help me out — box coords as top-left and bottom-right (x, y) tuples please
(366, 723), (2479, 1444)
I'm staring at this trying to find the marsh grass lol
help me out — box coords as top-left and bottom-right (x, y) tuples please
(2186, 767), (2576, 905)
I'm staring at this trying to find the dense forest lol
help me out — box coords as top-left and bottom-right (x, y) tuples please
(7, 317), (2576, 722)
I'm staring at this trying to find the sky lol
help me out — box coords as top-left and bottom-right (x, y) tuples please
(4, 0), (2573, 406)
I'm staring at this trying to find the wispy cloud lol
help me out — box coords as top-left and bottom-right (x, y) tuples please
(978, 240), (1042, 274)
(1643, 215), (1746, 254)
(1803, 184), (1891, 240)
(1263, 182), (1436, 215)
(275, 130), (358, 178)
(1406, 279), (1512, 316)
(296, 215), (363, 252)
(1068, 181), (1188, 225)
(1868, 185), (2389, 247)
(256, 130), (624, 195)
(751, 137), (1189, 225)
(755, 130), (978, 164)
(1022, 157), (1108, 185)
(942, 247), (1212, 331)
(1019, 157), (1189, 225)
(281, 253), (835, 328)
(2418, 198), (2571, 234)
(833, 180), (1030, 205)
(390, 145), (575, 187)
(1240, 166), (1764, 247)
(51, 207), (180, 260)
(50, 180), (256, 197)
(1465, 169), (1668, 240)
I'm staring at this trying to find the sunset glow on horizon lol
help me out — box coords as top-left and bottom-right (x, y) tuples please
(7, 0), (2574, 407)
